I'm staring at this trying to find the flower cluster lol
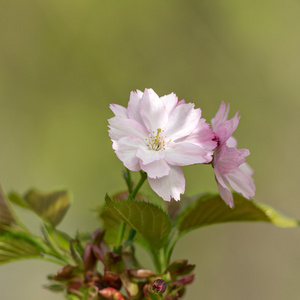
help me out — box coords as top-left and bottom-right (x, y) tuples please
(109, 88), (255, 207)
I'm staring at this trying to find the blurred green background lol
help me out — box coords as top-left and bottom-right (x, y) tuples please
(1, 0), (300, 299)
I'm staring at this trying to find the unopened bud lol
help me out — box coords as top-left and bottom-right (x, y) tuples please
(83, 243), (97, 271)
(128, 269), (156, 278)
(172, 274), (194, 285)
(166, 259), (195, 279)
(53, 265), (77, 281)
(98, 287), (125, 300)
(152, 279), (167, 293)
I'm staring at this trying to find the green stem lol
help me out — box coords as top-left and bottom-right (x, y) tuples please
(165, 234), (180, 265)
(117, 171), (147, 247)
(125, 228), (136, 246)
(116, 221), (126, 248)
(116, 171), (148, 248)
(131, 171), (147, 199)
(152, 250), (162, 274)
(123, 168), (133, 193)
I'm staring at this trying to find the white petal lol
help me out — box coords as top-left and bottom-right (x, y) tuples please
(160, 92), (178, 114)
(165, 142), (208, 166)
(148, 166), (185, 201)
(136, 148), (165, 164)
(110, 104), (128, 118)
(113, 136), (145, 171)
(217, 181), (234, 208)
(140, 89), (169, 132)
(108, 117), (148, 141)
(128, 90), (144, 124)
(164, 103), (201, 140)
(140, 159), (170, 179)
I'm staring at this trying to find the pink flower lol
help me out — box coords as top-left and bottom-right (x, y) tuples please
(211, 102), (255, 208)
(108, 88), (216, 201)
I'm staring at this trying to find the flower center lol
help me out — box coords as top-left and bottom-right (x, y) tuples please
(145, 129), (171, 151)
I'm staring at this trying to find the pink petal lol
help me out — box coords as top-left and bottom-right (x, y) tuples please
(164, 103), (201, 140)
(113, 136), (145, 171)
(239, 162), (254, 176)
(217, 181), (234, 208)
(179, 118), (217, 152)
(195, 120), (217, 151)
(211, 102), (240, 144)
(140, 89), (168, 131)
(108, 117), (148, 141)
(214, 168), (228, 189)
(215, 147), (249, 174)
(226, 136), (237, 148)
(140, 159), (170, 179)
(128, 90), (144, 124)
(136, 148), (165, 165)
(165, 142), (208, 166)
(226, 165), (256, 199)
(213, 143), (227, 164)
(211, 101), (229, 132)
(160, 92), (178, 114)
(148, 166), (185, 201)
(110, 104), (128, 118)
(219, 113), (240, 143)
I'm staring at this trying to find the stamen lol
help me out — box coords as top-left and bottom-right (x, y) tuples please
(147, 128), (169, 151)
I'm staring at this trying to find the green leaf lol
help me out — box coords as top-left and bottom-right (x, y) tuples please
(69, 239), (83, 265)
(8, 191), (30, 209)
(99, 204), (130, 245)
(0, 231), (47, 264)
(41, 223), (71, 256)
(104, 194), (171, 250)
(24, 189), (72, 227)
(8, 189), (72, 227)
(43, 282), (65, 292)
(0, 187), (18, 230)
(178, 193), (299, 235)
(98, 191), (150, 246)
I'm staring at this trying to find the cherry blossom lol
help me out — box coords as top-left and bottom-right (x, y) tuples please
(211, 102), (255, 208)
(109, 88), (216, 201)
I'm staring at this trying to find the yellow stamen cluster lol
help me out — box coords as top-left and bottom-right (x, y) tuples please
(144, 128), (171, 151)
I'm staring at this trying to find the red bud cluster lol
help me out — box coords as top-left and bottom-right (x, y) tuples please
(46, 229), (195, 299)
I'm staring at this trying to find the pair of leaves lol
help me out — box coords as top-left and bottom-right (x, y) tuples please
(8, 189), (72, 227)
(100, 192), (299, 256)
(0, 186), (48, 265)
(0, 185), (73, 265)
(0, 230), (47, 264)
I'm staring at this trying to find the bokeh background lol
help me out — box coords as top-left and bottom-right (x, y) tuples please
(1, 1), (300, 299)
